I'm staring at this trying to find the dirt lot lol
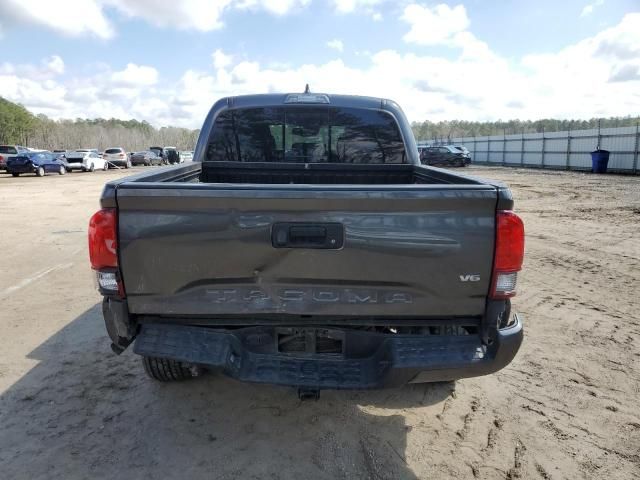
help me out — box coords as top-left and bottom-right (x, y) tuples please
(0, 166), (639, 479)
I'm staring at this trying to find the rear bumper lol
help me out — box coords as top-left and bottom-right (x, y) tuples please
(66, 162), (85, 169)
(106, 159), (127, 166)
(133, 315), (523, 389)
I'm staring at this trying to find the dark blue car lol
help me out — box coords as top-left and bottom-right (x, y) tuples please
(6, 151), (70, 177)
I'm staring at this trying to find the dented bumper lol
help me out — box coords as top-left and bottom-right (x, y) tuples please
(131, 315), (523, 389)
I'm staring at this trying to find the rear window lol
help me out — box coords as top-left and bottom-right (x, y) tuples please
(105, 148), (122, 154)
(0, 146), (18, 154)
(207, 107), (406, 164)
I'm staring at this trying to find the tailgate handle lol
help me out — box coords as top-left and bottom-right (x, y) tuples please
(272, 223), (344, 249)
(290, 226), (326, 243)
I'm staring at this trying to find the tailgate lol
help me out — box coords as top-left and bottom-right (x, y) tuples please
(116, 184), (497, 318)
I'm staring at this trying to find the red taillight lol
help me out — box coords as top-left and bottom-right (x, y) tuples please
(88, 208), (117, 269)
(490, 210), (525, 299)
(119, 153), (125, 158)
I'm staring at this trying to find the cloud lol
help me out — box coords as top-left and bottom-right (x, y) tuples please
(413, 80), (448, 93)
(212, 49), (233, 70)
(581, 0), (604, 17)
(327, 39), (344, 52)
(0, 57), (164, 122)
(520, 12), (640, 115)
(106, 0), (233, 32)
(111, 64), (159, 87)
(400, 3), (495, 64)
(0, 0), (114, 39)
(44, 55), (65, 75)
(0, 55), (66, 79)
(237, 0), (311, 16)
(163, 17), (637, 127)
(331, 0), (385, 14)
(402, 3), (470, 46)
(593, 13), (640, 61)
(0, 0), (311, 39)
(506, 100), (525, 109)
(608, 64), (640, 83)
(1, 14), (638, 129)
(0, 73), (68, 113)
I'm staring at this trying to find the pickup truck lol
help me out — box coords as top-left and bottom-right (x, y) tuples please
(89, 92), (524, 396)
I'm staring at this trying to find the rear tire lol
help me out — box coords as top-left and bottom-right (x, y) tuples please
(36, 166), (45, 177)
(12, 173), (19, 177)
(59, 165), (66, 175)
(89, 163), (95, 172)
(125, 160), (131, 169)
(142, 356), (195, 382)
(103, 162), (108, 171)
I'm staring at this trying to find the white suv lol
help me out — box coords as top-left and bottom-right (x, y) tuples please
(103, 147), (131, 168)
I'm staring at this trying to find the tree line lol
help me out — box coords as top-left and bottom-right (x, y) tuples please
(2, 96), (637, 150)
(411, 117), (639, 142)
(0, 97), (199, 151)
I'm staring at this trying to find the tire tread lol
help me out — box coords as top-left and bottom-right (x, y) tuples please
(142, 356), (193, 382)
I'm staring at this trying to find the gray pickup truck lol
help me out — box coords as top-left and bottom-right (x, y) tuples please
(89, 92), (524, 396)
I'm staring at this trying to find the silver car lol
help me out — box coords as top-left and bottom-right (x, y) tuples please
(103, 147), (131, 168)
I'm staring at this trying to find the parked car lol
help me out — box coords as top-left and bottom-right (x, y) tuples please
(165, 146), (180, 164)
(180, 151), (194, 162)
(451, 145), (471, 157)
(0, 145), (29, 170)
(130, 151), (163, 166)
(103, 147), (131, 168)
(90, 92), (525, 396)
(420, 145), (470, 167)
(149, 146), (165, 164)
(416, 143), (431, 158)
(6, 151), (69, 177)
(66, 149), (108, 171)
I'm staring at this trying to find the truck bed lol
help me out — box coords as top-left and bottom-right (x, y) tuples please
(198, 162), (480, 185)
(101, 161), (490, 189)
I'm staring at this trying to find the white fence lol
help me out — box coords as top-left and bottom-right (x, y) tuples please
(432, 125), (640, 174)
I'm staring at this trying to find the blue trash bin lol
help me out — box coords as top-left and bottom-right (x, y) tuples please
(591, 149), (610, 173)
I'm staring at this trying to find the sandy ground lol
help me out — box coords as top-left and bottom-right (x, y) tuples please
(0, 165), (639, 479)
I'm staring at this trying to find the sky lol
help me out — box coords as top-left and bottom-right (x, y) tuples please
(0, 0), (638, 128)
